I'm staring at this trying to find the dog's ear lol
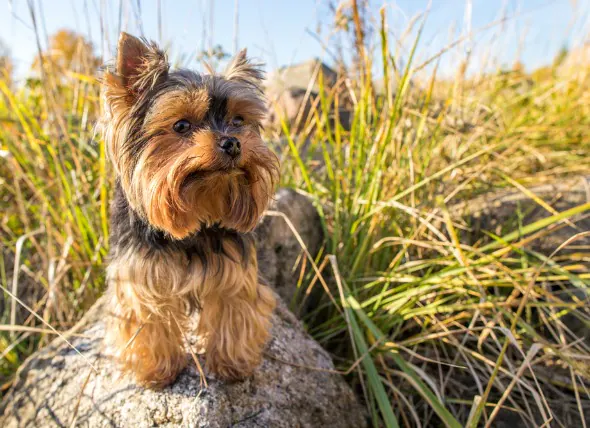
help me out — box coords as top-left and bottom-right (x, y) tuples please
(224, 49), (264, 90)
(116, 32), (168, 93)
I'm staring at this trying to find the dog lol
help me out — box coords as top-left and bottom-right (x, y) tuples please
(100, 32), (279, 388)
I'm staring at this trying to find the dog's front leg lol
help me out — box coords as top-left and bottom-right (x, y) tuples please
(105, 249), (189, 388)
(196, 239), (276, 380)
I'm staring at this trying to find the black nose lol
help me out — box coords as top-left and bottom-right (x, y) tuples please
(220, 137), (241, 158)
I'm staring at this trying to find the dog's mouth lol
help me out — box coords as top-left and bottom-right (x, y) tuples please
(181, 167), (248, 188)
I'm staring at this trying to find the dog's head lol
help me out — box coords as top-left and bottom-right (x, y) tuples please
(102, 33), (279, 239)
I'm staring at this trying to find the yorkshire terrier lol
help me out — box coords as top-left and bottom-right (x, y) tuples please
(101, 33), (279, 388)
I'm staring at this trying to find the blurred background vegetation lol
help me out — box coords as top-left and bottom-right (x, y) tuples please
(1, 1), (589, 426)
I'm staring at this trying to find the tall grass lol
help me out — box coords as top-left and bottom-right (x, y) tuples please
(0, 60), (108, 389)
(277, 9), (589, 426)
(1, 3), (590, 427)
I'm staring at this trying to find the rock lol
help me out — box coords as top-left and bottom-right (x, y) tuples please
(264, 60), (351, 131)
(450, 175), (590, 254)
(255, 188), (324, 306)
(1, 298), (365, 427)
(264, 59), (334, 131)
(266, 59), (337, 95)
(1, 189), (365, 428)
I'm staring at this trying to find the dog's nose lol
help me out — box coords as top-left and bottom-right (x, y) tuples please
(220, 137), (241, 158)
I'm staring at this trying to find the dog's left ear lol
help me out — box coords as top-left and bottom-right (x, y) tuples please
(224, 49), (264, 90)
(115, 32), (169, 94)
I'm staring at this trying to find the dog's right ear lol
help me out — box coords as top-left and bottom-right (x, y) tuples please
(113, 32), (169, 94)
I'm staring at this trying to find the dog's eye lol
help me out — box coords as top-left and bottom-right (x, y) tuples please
(231, 115), (244, 127)
(173, 119), (192, 134)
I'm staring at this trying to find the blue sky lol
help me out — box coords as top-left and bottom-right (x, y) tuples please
(1, 0), (589, 79)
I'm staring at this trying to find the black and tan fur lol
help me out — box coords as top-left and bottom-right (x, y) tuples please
(101, 33), (278, 388)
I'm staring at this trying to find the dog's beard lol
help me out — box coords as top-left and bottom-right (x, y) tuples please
(119, 132), (278, 239)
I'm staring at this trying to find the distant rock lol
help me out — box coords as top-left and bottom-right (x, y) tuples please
(450, 175), (590, 254)
(266, 59), (337, 94)
(265, 59), (351, 130)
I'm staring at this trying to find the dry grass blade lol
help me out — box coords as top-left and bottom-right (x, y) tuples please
(9, 228), (44, 337)
(0, 325), (91, 337)
(69, 367), (94, 428)
(264, 210), (342, 315)
(0, 282), (98, 374)
(172, 314), (208, 391)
